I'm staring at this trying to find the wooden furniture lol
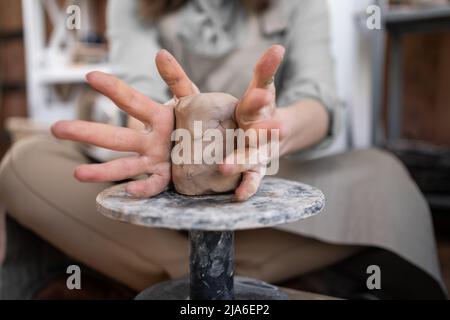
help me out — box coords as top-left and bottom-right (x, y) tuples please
(21, 0), (110, 123)
(370, 2), (450, 145)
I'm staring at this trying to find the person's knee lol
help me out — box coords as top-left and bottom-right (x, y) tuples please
(1, 138), (31, 190)
(1, 136), (46, 181)
(354, 148), (412, 181)
(364, 149), (406, 170)
(0, 136), (60, 214)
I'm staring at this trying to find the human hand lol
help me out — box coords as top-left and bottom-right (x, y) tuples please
(219, 45), (286, 201)
(51, 50), (199, 197)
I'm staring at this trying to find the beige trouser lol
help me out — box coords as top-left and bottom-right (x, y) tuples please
(0, 136), (358, 291)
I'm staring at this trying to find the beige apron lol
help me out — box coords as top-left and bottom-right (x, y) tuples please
(158, 13), (280, 99)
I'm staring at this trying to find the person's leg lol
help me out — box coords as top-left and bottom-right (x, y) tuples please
(0, 136), (189, 292)
(235, 228), (361, 284)
(0, 135), (366, 296)
(270, 149), (445, 298)
(8, 137), (428, 298)
(2, 215), (139, 300)
(1, 215), (73, 299)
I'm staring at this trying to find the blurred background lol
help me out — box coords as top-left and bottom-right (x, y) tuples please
(0, 0), (449, 293)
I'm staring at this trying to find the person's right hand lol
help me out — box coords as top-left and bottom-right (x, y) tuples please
(51, 50), (199, 198)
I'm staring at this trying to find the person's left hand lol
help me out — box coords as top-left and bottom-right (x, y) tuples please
(219, 45), (286, 202)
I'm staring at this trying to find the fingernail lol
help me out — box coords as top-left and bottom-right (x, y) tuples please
(273, 44), (286, 57)
(85, 71), (96, 83)
(157, 49), (173, 61)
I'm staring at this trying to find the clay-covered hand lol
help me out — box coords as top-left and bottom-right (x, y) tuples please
(219, 45), (286, 202)
(51, 50), (199, 198)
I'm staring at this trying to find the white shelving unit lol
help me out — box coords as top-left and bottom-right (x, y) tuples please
(22, 0), (111, 123)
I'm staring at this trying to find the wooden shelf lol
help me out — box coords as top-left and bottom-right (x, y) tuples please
(36, 63), (111, 84)
(1, 83), (26, 92)
(0, 29), (23, 40)
(385, 5), (450, 24)
(22, 0), (109, 121)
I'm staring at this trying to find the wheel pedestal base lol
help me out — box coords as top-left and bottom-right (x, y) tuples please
(135, 277), (288, 300)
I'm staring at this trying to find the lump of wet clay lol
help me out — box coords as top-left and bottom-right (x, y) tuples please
(172, 93), (241, 196)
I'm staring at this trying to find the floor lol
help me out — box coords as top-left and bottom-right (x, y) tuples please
(0, 137), (449, 297)
(438, 238), (450, 293)
(434, 213), (450, 294)
(0, 134), (10, 160)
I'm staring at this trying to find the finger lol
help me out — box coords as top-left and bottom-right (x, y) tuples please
(252, 45), (285, 89)
(234, 169), (265, 202)
(156, 49), (200, 98)
(232, 119), (284, 148)
(74, 156), (149, 182)
(247, 45), (285, 94)
(238, 88), (273, 120)
(249, 120), (286, 142)
(86, 71), (162, 125)
(219, 148), (262, 176)
(126, 162), (171, 197)
(237, 88), (274, 126)
(52, 120), (147, 153)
